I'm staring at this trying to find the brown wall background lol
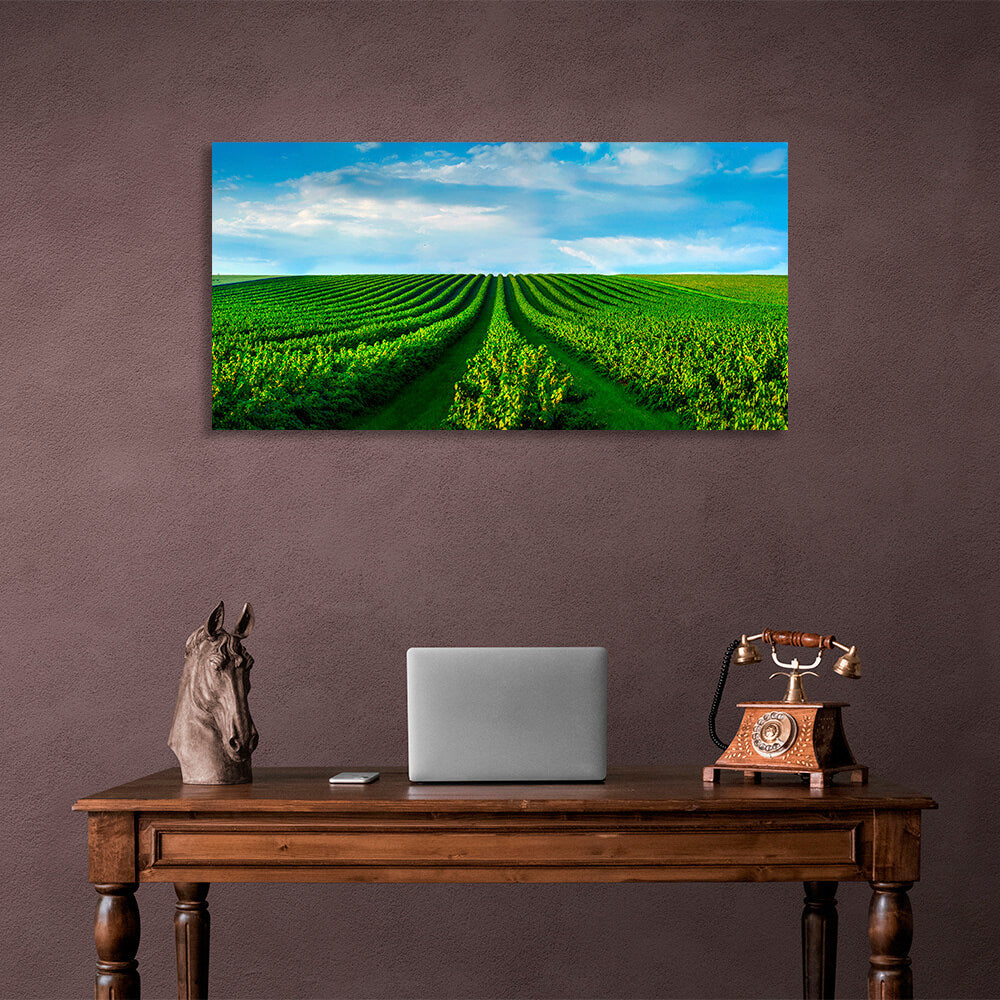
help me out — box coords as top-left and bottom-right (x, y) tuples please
(3, 2), (997, 997)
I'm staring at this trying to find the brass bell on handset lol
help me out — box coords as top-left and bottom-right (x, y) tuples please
(733, 635), (761, 665)
(832, 645), (861, 679)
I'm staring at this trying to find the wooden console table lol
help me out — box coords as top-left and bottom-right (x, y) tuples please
(74, 766), (936, 999)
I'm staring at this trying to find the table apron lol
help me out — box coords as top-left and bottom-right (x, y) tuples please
(135, 811), (880, 883)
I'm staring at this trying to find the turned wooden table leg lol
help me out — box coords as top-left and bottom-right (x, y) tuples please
(868, 881), (913, 999)
(95, 883), (140, 999)
(174, 883), (210, 999)
(802, 881), (838, 999)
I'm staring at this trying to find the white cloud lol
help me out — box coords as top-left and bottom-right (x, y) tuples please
(585, 143), (715, 186)
(354, 142), (380, 152)
(211, 254), (281, 274)
(313, 142), (715, 194)
(213, 191), (507, 241)
(553, 231), (785, 272)
(615, 146), (653, 166)
(749, 148), (787, 174)
(362, 141), (574, 190)
(213, 254), (275, 266)
(212, 179), (547, 274)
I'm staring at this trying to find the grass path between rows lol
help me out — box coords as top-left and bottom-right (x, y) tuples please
(345, 276), (497, 430)
(505, 277), (683, 430)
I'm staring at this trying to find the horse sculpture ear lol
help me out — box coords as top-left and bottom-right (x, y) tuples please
(206, 600), (225, 637)
(233, 602), (254, 639)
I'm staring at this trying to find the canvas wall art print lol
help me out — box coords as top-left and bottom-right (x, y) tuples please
(212, 142), (787, 430)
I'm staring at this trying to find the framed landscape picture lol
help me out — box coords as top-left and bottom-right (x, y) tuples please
(211, 142), (787, 430)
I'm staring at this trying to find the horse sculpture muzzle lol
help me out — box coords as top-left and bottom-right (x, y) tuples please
(226, 723), (259, 760)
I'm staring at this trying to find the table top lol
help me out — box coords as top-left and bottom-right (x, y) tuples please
(74, 766), (937, 814)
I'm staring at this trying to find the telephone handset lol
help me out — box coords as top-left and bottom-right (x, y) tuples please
(704, 630), (868, 788)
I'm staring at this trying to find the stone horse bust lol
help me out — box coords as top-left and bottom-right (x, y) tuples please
(169, 601), (258, 784)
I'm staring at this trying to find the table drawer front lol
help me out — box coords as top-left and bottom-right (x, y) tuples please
(144, 820), (859, 871)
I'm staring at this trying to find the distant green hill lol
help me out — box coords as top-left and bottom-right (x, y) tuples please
(211, 275), (281, 286)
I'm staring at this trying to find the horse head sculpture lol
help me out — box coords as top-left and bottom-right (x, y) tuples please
(168, 600), (258, 784)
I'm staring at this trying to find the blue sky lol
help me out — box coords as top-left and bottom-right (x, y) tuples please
(212, 142), (787, 275)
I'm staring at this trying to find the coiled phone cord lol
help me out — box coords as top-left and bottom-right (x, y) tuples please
(708, 637), (742, 750)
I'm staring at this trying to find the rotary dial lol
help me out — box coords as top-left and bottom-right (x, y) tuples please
(752, 711), (798, 758)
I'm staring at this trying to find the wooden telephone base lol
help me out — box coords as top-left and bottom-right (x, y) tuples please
(703, 763), (869, 789)
(704, 701), (869, 789)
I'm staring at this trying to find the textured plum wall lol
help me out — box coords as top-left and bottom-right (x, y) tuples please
(2, 2), (997, 997)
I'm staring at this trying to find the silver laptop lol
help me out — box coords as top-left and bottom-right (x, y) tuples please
(407, 647), (607, 782)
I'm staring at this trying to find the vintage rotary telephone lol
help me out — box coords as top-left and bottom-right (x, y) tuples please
(703, 630), (868, 788)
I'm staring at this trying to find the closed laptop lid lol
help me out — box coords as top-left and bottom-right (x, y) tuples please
(407, 646), (607, 782)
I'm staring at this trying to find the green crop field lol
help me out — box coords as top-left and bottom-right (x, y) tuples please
(211, 273), (787, 430)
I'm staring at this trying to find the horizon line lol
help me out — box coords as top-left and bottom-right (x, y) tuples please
(210, 270), (789, 277)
